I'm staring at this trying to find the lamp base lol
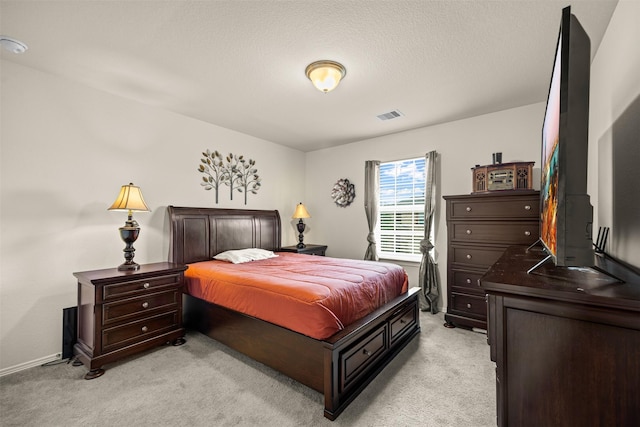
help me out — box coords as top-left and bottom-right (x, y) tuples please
(118, 261), (140, 271)
(118, 224), (140, 271)
(296, 219), (306, 249)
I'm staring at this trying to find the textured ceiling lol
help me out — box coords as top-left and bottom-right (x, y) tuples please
(0, 0), (618, 152)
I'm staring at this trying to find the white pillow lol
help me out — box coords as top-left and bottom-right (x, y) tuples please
(213, 248), (278, 264)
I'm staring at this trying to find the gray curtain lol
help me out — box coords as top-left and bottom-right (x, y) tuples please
(419, 151), (440, 313)
(364, 160), (380, 261)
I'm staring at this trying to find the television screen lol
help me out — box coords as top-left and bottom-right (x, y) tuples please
(540, 34), (561, 258)
(535, 6), (594, 270)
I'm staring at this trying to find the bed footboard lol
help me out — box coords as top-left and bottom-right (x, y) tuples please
(322, 287), (420, 420)
(183, 287), (420, 420)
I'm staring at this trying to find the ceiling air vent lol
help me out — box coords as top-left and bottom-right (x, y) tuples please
(376, 110), (404, 121)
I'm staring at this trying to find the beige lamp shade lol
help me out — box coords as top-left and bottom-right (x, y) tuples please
(292, 203), (311, 219)
(305, 60), (346, 93)
(108, 183), (151, 212)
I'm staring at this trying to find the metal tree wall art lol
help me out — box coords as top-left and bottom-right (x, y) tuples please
(234, 156), (262, 204)
(198, 150), (225, 203)
(198, 150), (261, 205)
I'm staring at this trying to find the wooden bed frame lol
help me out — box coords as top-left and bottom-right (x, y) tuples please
(168, 206), (420, 420)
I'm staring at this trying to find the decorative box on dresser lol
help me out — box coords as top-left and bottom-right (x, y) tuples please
(73, 262), (188, 379)
(443, 191), (539, 329)
(482, 246), (640, 427)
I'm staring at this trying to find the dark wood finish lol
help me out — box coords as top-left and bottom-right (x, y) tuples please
(168, 206), (420, 420)
(482, 246), (640, 427)
(73, 262), (188, 379)
(443, 191), (539, 329)
(280, 244), (327, 256)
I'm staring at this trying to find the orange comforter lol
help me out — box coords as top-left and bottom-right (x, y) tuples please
(184, 252), (409, 340)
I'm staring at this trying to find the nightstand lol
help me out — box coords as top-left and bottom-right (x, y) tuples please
(280, 244), (328, 256)
(73, 262), (188, 379)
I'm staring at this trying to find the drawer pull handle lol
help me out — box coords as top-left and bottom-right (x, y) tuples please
(143, 282), (150, 289)
(466, 303), (472, 309)
(466, 254), (472, 260)
(141, 326), (148, 333)
(142, 302), (149, 309)
(525, 205), (531, 210)
(466, 229), (472, 235)
(466, 278), (472, 284)
(524, 231), (531, 236)
(362, 349), (372, 356)
(465, 206), (472, 212)
(400, 319), (406, 324)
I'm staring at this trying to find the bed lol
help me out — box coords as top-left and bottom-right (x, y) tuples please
(168, 206), (420, 420)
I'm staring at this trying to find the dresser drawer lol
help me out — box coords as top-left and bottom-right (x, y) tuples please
(449, 197), (539, 220)
(451, 245), (506, 268)
(450, 269), (485, 294)
(102, 274), (181, 301)
(340, 324), (387, 393)
(390, 303), (417, 345)
(102, 311), (179, 353)
(450, 293), (487, 319)
(102, 290), (180, 325)
(451, 222), (539, 245)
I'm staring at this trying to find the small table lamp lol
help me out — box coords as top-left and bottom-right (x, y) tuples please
(292, 203), (311, 249)
(108, 183), (151, 271)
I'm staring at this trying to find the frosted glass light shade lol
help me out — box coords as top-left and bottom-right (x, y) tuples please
(305, 60), (346, 93)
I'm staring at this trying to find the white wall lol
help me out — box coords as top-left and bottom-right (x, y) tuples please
(0, 61), (305, 371)
(304, 103), (544, 307)
(589, 0), (640, 268)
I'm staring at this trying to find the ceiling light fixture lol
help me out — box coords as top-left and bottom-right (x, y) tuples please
(305, 60), (346, 93)
(0, 36), (28, 54)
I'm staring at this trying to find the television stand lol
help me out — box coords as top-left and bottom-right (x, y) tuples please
(481, 246), (640, 427)
(526, 252), (553, 274)
(525, 240), (624, 282)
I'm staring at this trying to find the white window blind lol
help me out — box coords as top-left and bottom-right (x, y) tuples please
(378, 157), (426, 262)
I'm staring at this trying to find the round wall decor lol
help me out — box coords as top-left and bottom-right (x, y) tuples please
(331, 178), (355, 207)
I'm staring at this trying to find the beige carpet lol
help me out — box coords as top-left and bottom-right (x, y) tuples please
(0, 311), (495, 426)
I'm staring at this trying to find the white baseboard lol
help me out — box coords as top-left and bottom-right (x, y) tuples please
(0, 353), (61, 377)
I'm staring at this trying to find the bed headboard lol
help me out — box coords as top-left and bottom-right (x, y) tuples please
(168, 206), (282, 265)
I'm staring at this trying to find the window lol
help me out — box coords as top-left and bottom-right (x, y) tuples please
(378, 157), (425, 262)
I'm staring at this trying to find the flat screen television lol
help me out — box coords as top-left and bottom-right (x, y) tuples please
(529, 6), (594, 273)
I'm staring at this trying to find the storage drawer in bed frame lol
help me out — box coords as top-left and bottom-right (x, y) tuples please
(338, 300), (418, 394)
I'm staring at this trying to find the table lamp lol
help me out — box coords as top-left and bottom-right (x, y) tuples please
(108, 183), (151, 271)
(292, 203), (311, 249)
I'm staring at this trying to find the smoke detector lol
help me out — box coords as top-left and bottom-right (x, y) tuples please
(0, 36), (28, 54)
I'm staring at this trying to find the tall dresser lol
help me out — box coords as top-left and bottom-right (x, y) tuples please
(443, 191), (539, 329)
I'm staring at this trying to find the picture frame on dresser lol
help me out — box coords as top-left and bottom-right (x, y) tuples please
(443, 191), (540, 330)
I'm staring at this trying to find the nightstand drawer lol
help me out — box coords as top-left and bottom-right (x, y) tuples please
(451, 245), (506, 268)
(451, 222), (538, 245)
(102, 274), (181, 301)
(280, 244), (327, 256)
(450, 293), (486, 319)
(102, 290), (180, 325)
(102, 311), (179, 353)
